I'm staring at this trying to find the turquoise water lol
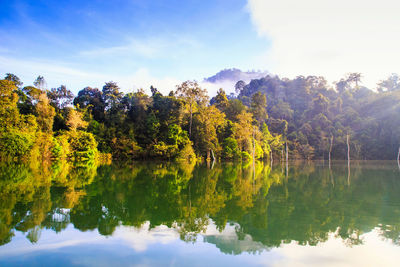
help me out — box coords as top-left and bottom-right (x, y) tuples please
(0, 161), (400, 266)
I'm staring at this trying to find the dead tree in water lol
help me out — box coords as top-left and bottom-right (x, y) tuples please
(210, 149), (215, 162)
(397, 147), (400, 170)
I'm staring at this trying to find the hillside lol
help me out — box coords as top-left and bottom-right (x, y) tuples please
(236, 74), (400, 160)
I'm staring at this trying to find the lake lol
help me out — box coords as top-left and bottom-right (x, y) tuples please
(0, 160), (400, 266)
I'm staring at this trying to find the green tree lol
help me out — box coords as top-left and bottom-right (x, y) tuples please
(192, 106), (225, 159)
(73, 87), (105, 122)
(66, 108), (88, 131)
(222, 137), (240, 159)
(261, 123), (282, 158)
(175, 81), (208, 137)
(377, 73), (400, 92)
(346, 73), (362, 89)
(35, 93), (55, 133)
(102, 81), (122, 111)
(33, 76), (46, 90)
(225, 99), (246, 121)
(48, 85), (74, 110)
(250, 92), (268, 125)
(4, 73), (23, 88)
(0, 80), (20, 130)
(233, 111), (254, 152)
(211, 88), (229, 112)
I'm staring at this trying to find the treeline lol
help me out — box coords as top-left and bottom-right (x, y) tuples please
(0, 74), (282, 162)
(0, 75), (97, 162)
(236, 73), (400, 159)
(1, 72), (400, 161)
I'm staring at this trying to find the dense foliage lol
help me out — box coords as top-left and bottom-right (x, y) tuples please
(0, 74), (282, 162)
(1, 71), (399, 161)
(236, 73), (400, 159)
(0, 75), (97, 162)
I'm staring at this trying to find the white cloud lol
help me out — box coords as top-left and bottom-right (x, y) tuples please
(201, 80), (237, 97)
(117, 68), (181, 95)
(112, 222), (179, 252)
(0, 55), (101, 80)
(269, 229), (400, 267)
(80, 40), (162, 58)
(247, 0), (400, 88)
(79, 36), (201, 60)
(0, 55), (181, 94)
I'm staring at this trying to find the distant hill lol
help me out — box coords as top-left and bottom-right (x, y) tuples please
(202, 68), (269, 96)
(204, 68), (269, 84)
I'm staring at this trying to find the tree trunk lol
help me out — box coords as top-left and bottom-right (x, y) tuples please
(252, 128), (255, 178)
(253, 130), (255, 159)
(329, 135), (333, 169)
(346, 134), (350, 162)
(286, 141), (289, 178)
(270, 150), (273, 166)
(286, 141), (289, 162)
(189, 104), (193, 137)
(347, 134), (350, 185)
(397, 147), (400, 170)
(210, 149), (215, 162)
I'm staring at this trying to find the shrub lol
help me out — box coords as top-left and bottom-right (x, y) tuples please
(222, 137), (241, 159)
(51, 134), (70, 160)
(67, 131), (98, 161)
(176, 143), (196, 162)
(0, 131), (33, 160)
(111, 136), (142, 159)
(151, 141), (177, 158)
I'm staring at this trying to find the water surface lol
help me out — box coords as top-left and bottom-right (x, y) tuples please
(0, 160), (400, 266)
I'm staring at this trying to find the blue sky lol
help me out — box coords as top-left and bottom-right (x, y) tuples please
(0, 0), (270, 94)
(2, 0), (400, 94)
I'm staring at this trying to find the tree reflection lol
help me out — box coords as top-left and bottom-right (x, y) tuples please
(1, 160), (400, 254)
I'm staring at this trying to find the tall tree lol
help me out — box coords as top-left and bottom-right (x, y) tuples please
(0, 80), (20, 130)
(192, 105), (225, 158)
(74, 87), (105, 122)
(250, 92), (268, 125)
(66, 108), (88, 131)
(4, 73), (23, 88)
(19, 86), (44, 115)
(48, 85), (74, 110)
(234, 111), (254, 152)
(377, 73), (400, 92)
(102, 81), (122, 111)
(35, 93), (55, 133)
(210, 88), (229, 111)
(33, 76), (46, 90)
(346, 73), (362, 89)
(175, 81), (208, 137)
(235, 80), (246, 94)
(225, 99), (246, 121)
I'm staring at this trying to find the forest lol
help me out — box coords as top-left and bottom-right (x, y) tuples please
(1, 72), (400, 162)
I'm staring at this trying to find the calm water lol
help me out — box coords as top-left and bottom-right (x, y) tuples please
(0, 160), (400, 266)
